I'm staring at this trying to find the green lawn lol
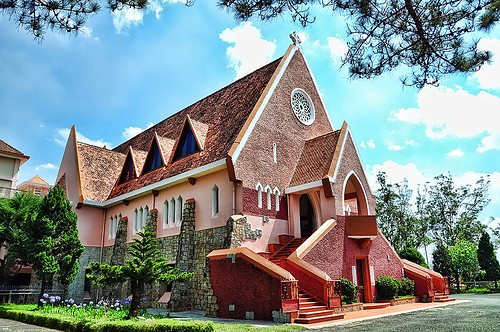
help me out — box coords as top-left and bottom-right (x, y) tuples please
(0, 304), (304, 332)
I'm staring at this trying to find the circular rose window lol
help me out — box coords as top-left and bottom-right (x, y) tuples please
(291, 88), (315, 125)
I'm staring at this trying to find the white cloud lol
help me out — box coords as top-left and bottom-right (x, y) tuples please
(366, 160), (427, 192)
(386, 139), (417, 151)
(79, 26), (97, 40)
(360, 139), (376, 149)
(112, 6), (144, 33)
(219, 22), (276, 80)
(472, 38), (500, 90)
(327, 36), (348, 64)
(35, 163), (57, 171)
(447, 149), (464, 158)
(390, 85), (500, 152)
(122, 122), (154, 140)
(55, 128), (111, 148)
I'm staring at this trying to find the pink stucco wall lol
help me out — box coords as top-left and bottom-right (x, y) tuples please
(100, 169), (234, 245)
(240, 215), (289, 253)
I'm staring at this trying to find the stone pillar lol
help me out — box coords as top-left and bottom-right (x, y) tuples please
(171, 198), (196, 311)
(106, 216), (128, 300)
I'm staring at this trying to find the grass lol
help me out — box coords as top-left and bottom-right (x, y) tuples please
(0, 303), (304, 332)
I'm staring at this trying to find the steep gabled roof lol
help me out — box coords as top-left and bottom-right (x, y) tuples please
(107, 56), (283, 199)
(28, 175), (50, 185)
(288, 130), (341, 188)
(77, 142), (126, 202)
(0, 139), (29, 163)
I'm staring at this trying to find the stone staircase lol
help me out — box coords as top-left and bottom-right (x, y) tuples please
(293, 291), (344, 324)
(434, 292), (455, 302)
(266, 236), (344, 324)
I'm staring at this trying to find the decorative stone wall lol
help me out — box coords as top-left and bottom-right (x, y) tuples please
(225, 215), (262, 248)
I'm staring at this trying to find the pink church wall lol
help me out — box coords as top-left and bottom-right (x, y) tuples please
(240, 215), (289, 253)
(303, 216), (403, 300)
(102, 169), (234, 245)
(77, 206), (105, 246)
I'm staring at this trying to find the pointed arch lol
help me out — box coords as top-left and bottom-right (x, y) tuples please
(176, 196), (183, 223)
(273, 187), (281, 212)
(342, 170), (370, 216)
(169, 198), (175, 224)
(212, 184), (219, 216)
(256, 182), (263, 208)
(264, 185), (272, 210)
(163, 199), (169, 228)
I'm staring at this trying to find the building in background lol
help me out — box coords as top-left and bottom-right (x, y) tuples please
(0, 140), (29, 198)
(17, 175), (52, 197)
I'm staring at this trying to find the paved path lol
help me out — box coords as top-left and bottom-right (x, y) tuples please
(0, 318), (58, 331)
(311, 293), (500, 331)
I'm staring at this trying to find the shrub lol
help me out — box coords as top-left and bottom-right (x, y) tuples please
(376, 276), (401, 300)
(399, 247), (429, 268)
(340, 278), (357, 304)
(400, 277), (415, 296)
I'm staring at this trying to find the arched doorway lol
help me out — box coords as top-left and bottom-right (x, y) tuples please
(299, 194), (315, 238)
(343, 172), (369, 216)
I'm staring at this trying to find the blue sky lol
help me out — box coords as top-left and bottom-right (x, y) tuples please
(1, 1), (499, 234)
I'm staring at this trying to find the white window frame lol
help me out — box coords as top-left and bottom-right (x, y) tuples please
(163, 200), (168, 228)
(144, 205), (149, 229)
(274, 187), (280, 212)
(265, 185), (272, 210)
(256, 182), (263, 209)
(212, 185), (219, 217)
(138, 207), (143, 232)
(108, 217), (113, 239)
(273, 143), (277, 163)
(176, 196), (183, 224)
(133, 208), (138, 234)
(169, 198), (175, 225)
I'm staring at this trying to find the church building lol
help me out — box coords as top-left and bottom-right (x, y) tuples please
(56, 41), (449, 324)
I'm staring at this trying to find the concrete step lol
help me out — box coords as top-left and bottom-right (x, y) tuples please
(299, 300), (321, 307)
(435, 296), (455, 302)
(294, 313), (344, 324)
(298, 305), (328, 313)
(363, 303), (391, 310)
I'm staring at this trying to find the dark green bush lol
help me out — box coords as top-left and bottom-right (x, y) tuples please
(376, 275), (401, 300)
(340, 277), (357, 304)
(399, 247), (429, 268)
(400, 277), (415, 296)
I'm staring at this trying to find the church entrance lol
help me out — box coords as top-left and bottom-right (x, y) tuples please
(299, 194), (315, 238)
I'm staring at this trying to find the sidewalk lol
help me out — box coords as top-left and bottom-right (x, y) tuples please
(149, 299), (465, 328)
(302, 299), (466, 329)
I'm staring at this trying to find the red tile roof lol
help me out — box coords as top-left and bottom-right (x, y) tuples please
(288, 130), (341, 188)
(27, 175), (50, 185)
(77, 142), (126, 202)
(0, 139), (29, 159)
(107, 57), (283, 199)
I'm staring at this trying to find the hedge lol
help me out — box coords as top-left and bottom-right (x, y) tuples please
(375, 276), (401, 300)
(340, 278), (357, 304)
(0, 306), (214, 332)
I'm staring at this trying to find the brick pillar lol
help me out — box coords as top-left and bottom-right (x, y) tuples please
(171, 198), (196, 311)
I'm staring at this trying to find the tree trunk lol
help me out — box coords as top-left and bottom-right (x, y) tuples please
(38, 279), (46, 308)
(128, 280), (145, 319)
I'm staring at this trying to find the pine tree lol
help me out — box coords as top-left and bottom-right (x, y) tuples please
(478, 232), (500, 288)
(88, 222), (192, 318)
(28, 186), (83, 302)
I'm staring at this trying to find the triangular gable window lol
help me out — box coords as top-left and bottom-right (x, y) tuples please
(118, 154), (136, 185)
(142, 139), (164, 175)
(173, 123), (200, 161)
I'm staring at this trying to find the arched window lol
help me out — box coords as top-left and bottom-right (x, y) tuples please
(274, 187), (280, 212)
(114, 215), (119, 238)
(133, 208), (138, 234)
(169, 198), (175, 224)
(212, 185), (219, 217)
(163, 200), (168, 228)
(108, 217), (113, 239)
(256, 183), (263, 209)
(144, 205), (149, 229)
(273, 143), (277, 163)
(265, 186), (272, 210)
(138, 207), (143, 232)
(176, 196), (183, 223)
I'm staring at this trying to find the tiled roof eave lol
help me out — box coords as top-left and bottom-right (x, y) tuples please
(101, 158), (227, 208)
